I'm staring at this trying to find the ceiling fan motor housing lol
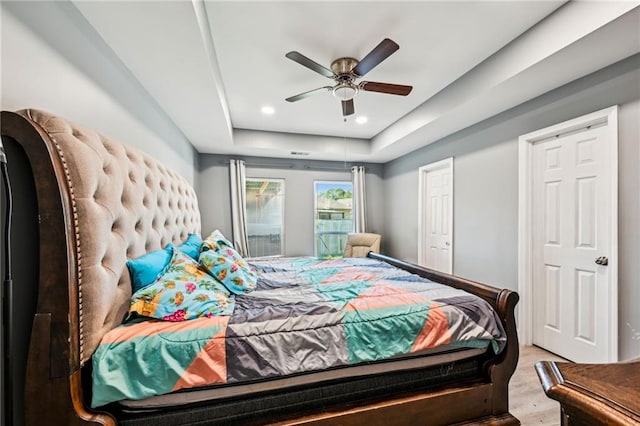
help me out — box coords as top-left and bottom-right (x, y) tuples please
(331, 57), (359, 100)
(331, 57), (359, 75)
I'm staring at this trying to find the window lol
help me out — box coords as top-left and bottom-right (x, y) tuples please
(245, 178), (285, 257)
(314, 181), (353, 258)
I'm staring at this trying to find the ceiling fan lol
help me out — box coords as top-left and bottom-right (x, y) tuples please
(285, 38), (413, 117)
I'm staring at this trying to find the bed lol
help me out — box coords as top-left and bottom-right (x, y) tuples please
(1, 109), (520, 425)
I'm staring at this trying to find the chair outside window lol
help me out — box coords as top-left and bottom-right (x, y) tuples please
(343, 233), (381, 258)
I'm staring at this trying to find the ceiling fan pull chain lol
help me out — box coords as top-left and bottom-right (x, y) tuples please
(343, 117), (348, 169)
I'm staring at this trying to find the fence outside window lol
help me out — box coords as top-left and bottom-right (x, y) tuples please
(314, 181), (353, 258)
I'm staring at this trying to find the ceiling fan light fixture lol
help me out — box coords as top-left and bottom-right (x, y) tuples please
(332, 83), (358, 101)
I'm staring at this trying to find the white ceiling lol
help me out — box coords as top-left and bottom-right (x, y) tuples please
(73, 1), (640, 163)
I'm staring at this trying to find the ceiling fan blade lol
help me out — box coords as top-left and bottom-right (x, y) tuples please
(360, 81), (412, 96)
(342, 99), (355, 116)
(285, 86), (332, 102)
(285, 51), (335, 79)
(352, 38), (399, 77)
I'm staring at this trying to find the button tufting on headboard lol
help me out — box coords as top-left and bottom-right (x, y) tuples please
(21, 109), (201, 365)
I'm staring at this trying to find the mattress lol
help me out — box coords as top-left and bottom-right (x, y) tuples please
(118, 344), (487, 409)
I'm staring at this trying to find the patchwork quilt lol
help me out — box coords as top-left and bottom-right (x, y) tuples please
(91, 257), (506, 407)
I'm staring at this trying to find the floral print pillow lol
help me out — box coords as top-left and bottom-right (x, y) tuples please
(129, 249), (234, 321)
(200, 229), (234, 252)
(199, 231), (258, 295)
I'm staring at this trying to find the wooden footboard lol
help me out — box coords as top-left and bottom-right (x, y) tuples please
(2, 109), (519, 426)
(365, 252), (521, 424)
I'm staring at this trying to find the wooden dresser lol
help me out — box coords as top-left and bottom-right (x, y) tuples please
(535, 360), (640, 425)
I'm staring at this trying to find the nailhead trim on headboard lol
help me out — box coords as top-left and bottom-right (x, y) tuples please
(27, 109), (88, 360)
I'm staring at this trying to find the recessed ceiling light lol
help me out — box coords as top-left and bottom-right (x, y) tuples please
(356, 116), (368, 124)
(261, 106), (275, 115)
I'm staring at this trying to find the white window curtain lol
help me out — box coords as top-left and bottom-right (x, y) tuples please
(351, 165), (367, 233)
(229, 159), (250, 257)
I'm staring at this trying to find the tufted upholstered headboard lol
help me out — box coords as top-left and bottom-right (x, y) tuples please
(4, 109), (201, 367)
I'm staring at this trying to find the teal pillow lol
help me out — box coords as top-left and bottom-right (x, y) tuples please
(200, 232), (258, 295)
(126, 245), (174, 293)
(178, 233), (203, 260)
(129, 249), (234, 321)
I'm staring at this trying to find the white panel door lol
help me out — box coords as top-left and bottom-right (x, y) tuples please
(531, 123), (614, 363)
(418, 158), (453, 273)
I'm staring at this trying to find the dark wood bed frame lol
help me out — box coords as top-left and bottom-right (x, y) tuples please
(2, 109), (520, 426)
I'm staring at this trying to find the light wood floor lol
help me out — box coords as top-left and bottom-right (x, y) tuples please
(510, 345), (567, 426)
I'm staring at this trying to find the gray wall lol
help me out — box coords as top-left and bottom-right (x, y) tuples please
(383, 54), (640, 361)
(198, 155), (384, 256)
(0, 2), (198, 185)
